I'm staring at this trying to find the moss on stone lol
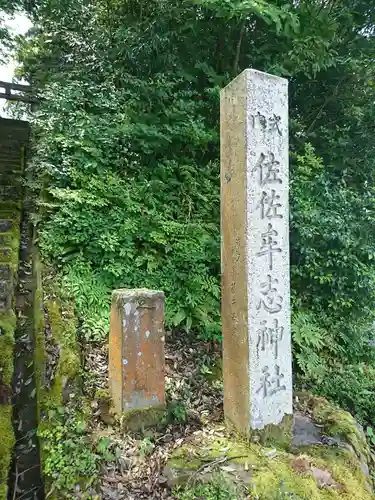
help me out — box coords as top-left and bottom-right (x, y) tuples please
(32, 257), (96, 497)
(95, 388), (111, 401)
(297, 392), (373, 473)
(0, 311), (16, 385)
(230, 414), (293, 449)
(33, 247), (45, 422)
(0, 404), (15, 500)
(36, 299), (80, 412)
(121, 404), (167, 432)
(0, 209), (21, 272)
(166, 421), (374, 499)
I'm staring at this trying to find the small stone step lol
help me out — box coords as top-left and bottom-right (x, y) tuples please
(0, 219), (14, 233)
(0, 151), (21, 158)
(0, 186), (21, 200)
(0, 273), (13, 310)
(0, 164), (23, 172)
(0, 158), (22, 165)
(0, 264), (11, 279)
(0, 210), (19, 220)
(0, 248), (11, 259)
(0, 149), (22, 155)
(0, 172), (22, 182)
(0, 158), (22, 164)
(0, 163), (23, 170)
(0, 234), (14, 247)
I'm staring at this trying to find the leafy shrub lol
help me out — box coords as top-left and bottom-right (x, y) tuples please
(174, 476), (304, 500)
(318, 363), (375, 426)
(60, 259), (111, 343)
(30, 78), (221, 340)
(292, 310), (330, 381)
(38, 406), (98, 494)
(19, 0), (375, 427)
(290, 144), (375, 364)
(173, 474), (241, 500)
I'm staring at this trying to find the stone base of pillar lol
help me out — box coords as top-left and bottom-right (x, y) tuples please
(226, 414), (293, 449)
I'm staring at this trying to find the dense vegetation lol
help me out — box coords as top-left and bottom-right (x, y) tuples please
(11, 0), (375, 426)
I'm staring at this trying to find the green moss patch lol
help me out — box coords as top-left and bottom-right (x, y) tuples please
(33, 256), (98, 498)
(165, 422), (373, 499)
(0, 311), (16, 385)
(0, 406), (15, 500)
(297, 392), (374, 470)
(121, 404), (167, 432)
(36, 299), (80, 411)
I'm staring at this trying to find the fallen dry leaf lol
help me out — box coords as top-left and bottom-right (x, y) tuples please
(311, 466), (339, 488)
(292, 455), (310, 474)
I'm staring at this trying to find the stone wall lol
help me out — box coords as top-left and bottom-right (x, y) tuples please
(0, 118), (29, 500)
(33, 246), (83, 499)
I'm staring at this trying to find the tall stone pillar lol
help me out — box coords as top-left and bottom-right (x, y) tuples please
(220, 69), (292, 438)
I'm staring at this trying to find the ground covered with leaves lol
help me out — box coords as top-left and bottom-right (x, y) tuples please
(84, 332), (224, 499)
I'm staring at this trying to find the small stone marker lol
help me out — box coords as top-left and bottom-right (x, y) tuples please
(109, 289), (166, 420)
(220, 69), (292, 436)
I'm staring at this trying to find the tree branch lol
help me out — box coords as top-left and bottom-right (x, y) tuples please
(233, 19), (246, 76)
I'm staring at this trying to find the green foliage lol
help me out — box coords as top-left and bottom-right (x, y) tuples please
(38, 406), (98, 494)
(167, 400), (188, 424)
(250, 482), (304, 500)
(96, 437), (116, 462)
(173, 474), (241, 500)
(366, 426), (375, 448)
(29, 76), (221, 339)
(60, 259), (110, 342)
(317, 363), (375, 426)
(139, 437), (155, 458)
(15, 0), (375, 425)
(173, 476), (303, 500)
(292, 310), (329, 381)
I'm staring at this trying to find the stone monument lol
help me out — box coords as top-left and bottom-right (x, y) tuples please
(220, 69), (292, 438)
(109, 289), (166, 425)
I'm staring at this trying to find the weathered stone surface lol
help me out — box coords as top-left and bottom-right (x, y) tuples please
(293, 413), (323, 447)
(0, 278), (12, 310)
(295, 393), (375, 489)
(0, 220), (13, 233)
(0, 249), (10, 258)
(220, 68), (291, 434)
(0, 294), (11, 311)
(0, 265), (11, 280)
(109, 289), (166, 418)
(0, 235), (12, 247)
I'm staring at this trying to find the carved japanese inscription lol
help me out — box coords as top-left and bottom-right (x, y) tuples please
(221, 68), (292, 434)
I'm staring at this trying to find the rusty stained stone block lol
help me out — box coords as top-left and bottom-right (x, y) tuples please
(109, 289), (165, 416)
